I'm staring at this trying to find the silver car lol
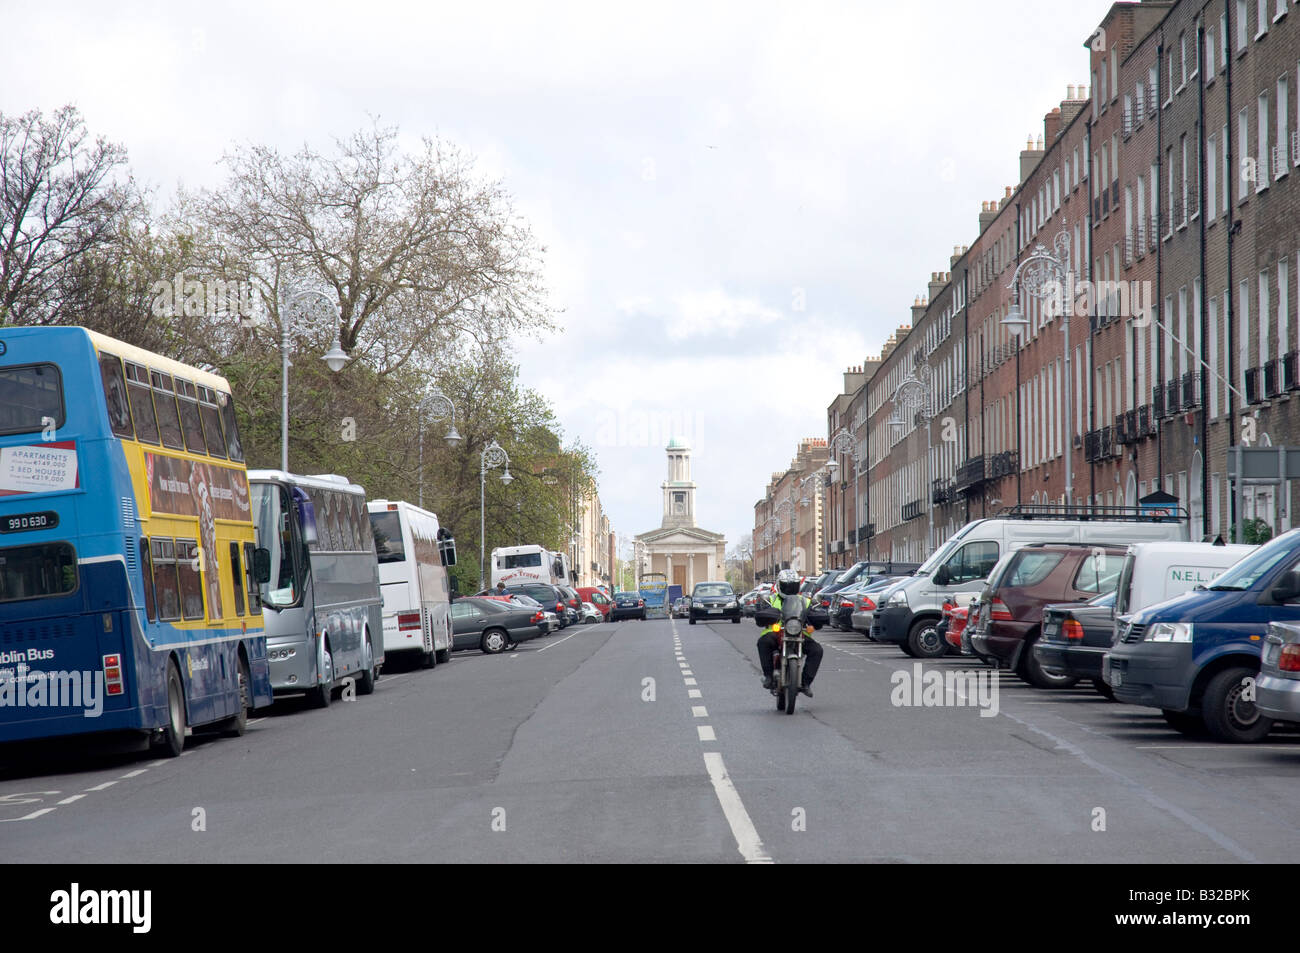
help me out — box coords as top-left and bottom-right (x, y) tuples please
(1256, 620), (1300, 723)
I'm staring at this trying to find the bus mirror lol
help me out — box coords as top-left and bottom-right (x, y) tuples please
(294, 492), (318, 546)
(253, 548), (272, 584)
(438, 536), (457, 567)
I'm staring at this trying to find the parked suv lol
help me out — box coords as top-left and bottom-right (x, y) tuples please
(503, 582), (571, 628)
(969, 544), (1126, 687)
(1105, 527), (1300, 743)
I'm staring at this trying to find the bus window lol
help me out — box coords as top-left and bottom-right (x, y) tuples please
(229, 541), (246, 617)
(140, 537), (156, 621)
(0, 541), (77, 602)
(0, 363), (64, 436)
(175, 379), (207, 455)
(217, 392), (244, 462)
(125, 362), (159, 444)
(151, 371), (185, 450)
(98, 353), (134, 439)
(151, 538), (182, 621)
(370, 510), (404, 562)
(243, 542), (261, 612)
(198, 385), (228, 459)
(177, 539), (205, 620)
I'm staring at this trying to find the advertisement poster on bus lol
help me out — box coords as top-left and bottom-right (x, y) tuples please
(0, 442), (79, 496)
(639, 573), (669, 619)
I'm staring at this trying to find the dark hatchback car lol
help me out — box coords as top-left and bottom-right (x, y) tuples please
(611, 591), (646, 620)
(1034, 590), (1118, 697)
(504, 583), (571, 628)
(970, 544), (1126, 688)
(810, 561), (919, 626)
(451, 597), (547, 653)
(689, 581), (739, 624)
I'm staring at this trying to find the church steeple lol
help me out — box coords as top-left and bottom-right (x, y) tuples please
(662, 437), (696, 529)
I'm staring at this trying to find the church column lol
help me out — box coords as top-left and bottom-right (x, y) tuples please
(665, 553), (673, 589)
(686, 552), (694, 592)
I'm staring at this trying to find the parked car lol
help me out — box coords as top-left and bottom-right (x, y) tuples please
(580, 602), (603, 624)
(741, 590), (762, 616)
(503, 582), (572, 628)
(577, 586), (613, 620)
(1256, 620), (1300, 727)
(558, 585), (583, 624)
(671, 597), (689, 618)
(873, 512), (1187, 659)
(450, 598), (547, 653)
(1036, 542), (1255, 699)
(941, 603), (970, 652)
(689, 581), (740, 624)
(835, 577), (898, 632)
(1105, 527), (1300, 742)
(969, 544), (1127, 687)
(611, 591), (646, 620)
(850, 580), (894, 636)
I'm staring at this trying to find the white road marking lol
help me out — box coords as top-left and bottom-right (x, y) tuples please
(692, 706), (708, 717)
(537, 631), (580, 652)
(85, 781), (118, 792)
(688, 689), (702, 698)
(57, 795), (86, 805)
(147, 759), (170, 768)
(381, 672), (413, 683)
(246, 717), (267, 725)
(682, 670), (694, 676)
(702, 752), (772, 864)
(119, 769), (148, 779)
(697, 725), (716, 741)
(684, 677), (697, 685)
(9, 808), (55, 822)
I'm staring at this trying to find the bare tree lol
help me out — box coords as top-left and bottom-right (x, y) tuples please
(0, 105), (130, 323)
(180, 120), (553, 374)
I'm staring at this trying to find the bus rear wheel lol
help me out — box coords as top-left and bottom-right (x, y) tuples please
(152, 662), (186, 757)
(216, 655), (250, 737)
(356, 632), (376, 696)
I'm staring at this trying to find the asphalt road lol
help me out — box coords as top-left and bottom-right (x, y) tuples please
(4, 616), (1300, 863)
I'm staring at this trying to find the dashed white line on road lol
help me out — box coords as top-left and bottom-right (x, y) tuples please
(56, 795), (85, 805)
(702, 752), (772, 864)
(537, 630), (580, 652)
(688, 689), (702, 698)
(692, 706), (708, 717)
(682, 670), (694, 675)
(119, 769), (148, 779)
(697, 725), (716, 741)
(684, 678), (697, 685)
(85, 781), (118, 792)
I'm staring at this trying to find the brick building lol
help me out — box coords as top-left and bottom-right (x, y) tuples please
(753, 437), (829, 580)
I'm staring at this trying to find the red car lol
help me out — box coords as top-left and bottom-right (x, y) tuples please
(942, 602), (969, 651)
(576, 586), (613, 620)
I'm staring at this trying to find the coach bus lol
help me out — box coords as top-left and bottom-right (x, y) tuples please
(0, 326), (273, 756)
(368, 499), (457, 668)
(490, 544), (571, 588)
(249, 470), (383, 707)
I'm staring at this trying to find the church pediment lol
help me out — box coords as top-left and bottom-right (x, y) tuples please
(638, 526), (724, 545)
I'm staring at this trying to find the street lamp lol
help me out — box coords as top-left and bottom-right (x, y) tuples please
(479, 439), (513, 590)
(417, 387), (461, 509)
(827, 428), (861, 560)
(278, 289), (351, 472)
(773, 497), (796, 570)
(1005, 230), (1071, 507)
(888, 363), (935, 558)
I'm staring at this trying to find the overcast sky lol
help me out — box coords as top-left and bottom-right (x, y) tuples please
(4, 0), (1115, 554)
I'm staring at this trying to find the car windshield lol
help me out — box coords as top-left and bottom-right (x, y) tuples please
(1209, 529), (1300, 590)
(917, 526), (972, 575)
(694, 584), (731, 597)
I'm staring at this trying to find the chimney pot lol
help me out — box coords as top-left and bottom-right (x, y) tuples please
(1005, 186), (1013, 198)
(1026, 135), (1034, 150)
(1067, 83), (1076, 99)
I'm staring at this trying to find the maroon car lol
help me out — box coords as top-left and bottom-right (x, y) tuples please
(969, 544), (1127, 688)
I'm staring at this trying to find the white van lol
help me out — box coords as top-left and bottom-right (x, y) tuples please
(367, 500), (457, 668)
(1113, 541), (1257, 620)
(491, 544), (569, 588)
(869, 512), (1188, 657)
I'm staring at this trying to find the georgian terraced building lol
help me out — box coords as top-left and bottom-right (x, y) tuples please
(807, 0), (1300, 565)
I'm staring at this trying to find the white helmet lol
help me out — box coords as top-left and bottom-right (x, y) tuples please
(777, 568), (800, 596)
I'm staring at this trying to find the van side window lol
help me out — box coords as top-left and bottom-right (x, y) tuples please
(946, 541), (999, 585)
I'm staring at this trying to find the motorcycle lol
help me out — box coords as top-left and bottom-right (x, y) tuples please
(771, 598), (811, 714)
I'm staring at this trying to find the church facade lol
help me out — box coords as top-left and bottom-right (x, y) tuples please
(636, 439), (726, 591)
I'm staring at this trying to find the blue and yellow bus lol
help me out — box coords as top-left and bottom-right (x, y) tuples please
(0, 326), (272, 756)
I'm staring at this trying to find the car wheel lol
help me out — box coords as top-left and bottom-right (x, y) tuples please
(731, 616), (739, 624)
(1020, 634), (1079, 689)
(1162, 708), (1209, 737)
(152, 661), (187, 757)
(899, 639), (918, 658)
(906, 619), (946, 659)
(481, 629), (508, 654)
(1201, 666), (1272, 743)
(689, 617), (696, 625)
(1091, 678), (1115, 701)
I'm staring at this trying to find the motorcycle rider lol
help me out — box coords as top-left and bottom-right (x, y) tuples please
(755, 568), (823, 697)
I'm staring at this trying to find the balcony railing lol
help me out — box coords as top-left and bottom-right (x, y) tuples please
(1181, 371), (1200, 409)
(988, 449), (1019, 478)
(1084, 430), (1101, 462)
(1166, 379), (1182, 415)
(1138, 403), (1151, 437)
(1100, 425), (1115, 459)
(901, 500), (924, 522)
(954, 456), (987, 492)
(931, 477), (955, 505)
(1245, 367), (1261, 405)
(1152, 384), (1166, 419)
(1264, 359), (1281, 399)
(1284, 351), (1299, 392)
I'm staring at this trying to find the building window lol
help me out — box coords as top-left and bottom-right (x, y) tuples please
(1239, 108), (1251, 200)
(1206, 26), (1217, 79)
(1238, 0), (1249, 50)
(1259, 91), (1271, 190)
(1208, 133), (1218, 219)
(1258, 0), (1269, 36)
(1278, 74), (1290, 178)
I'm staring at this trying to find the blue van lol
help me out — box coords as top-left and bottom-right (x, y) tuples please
(1104, 527), (1300, 742)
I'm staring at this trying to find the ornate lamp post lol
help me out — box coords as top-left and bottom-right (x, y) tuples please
(826, 428), (860, 560)
(418, 386), (461, 509)
(888, 362), (935, 557)
(278, 289), (350, 472)
(1004, 230), (1072, 506)
(479, 440), (513, 590)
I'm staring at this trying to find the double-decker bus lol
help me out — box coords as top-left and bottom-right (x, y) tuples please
(0, 326), (273, 756)
(639, 572), (670, 619)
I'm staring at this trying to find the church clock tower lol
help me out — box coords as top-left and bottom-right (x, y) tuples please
(661, 437), (696, 529)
